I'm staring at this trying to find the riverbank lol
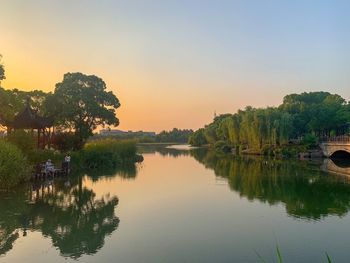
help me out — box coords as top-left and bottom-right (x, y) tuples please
(2, 146), (349, 262)
(0, 139), (143, 189)
(209, 141), (325, 160)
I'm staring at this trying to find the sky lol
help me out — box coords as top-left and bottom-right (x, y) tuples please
(1, 0), (349, 132)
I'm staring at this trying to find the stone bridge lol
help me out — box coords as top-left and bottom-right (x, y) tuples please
(320, 141), (350, 158)
(321, 159), (350, 177)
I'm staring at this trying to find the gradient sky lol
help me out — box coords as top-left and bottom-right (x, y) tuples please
(1, 0), (349, 132)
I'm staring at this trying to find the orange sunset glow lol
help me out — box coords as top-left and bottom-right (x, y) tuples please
(2, 1), (349, 132)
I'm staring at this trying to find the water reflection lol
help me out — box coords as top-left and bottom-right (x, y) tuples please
(139, 145), (350, 220)
(85, 163), (138, 181)
(137, 144), (190, 158)
(321, 158), (350, 177)
(191, 150), (350, 220)
(0, 164), (138, 258)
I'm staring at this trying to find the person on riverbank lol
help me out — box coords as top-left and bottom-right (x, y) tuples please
(45, 159), (54, 176)
(62, 153), (71, 174)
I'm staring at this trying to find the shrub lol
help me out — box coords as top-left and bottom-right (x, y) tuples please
(27, 149), (63, 166)
(6, 130), (35, 154)
(214, 141), (232, 153)
(52, 132), (84, 151)
(301, 134), (318, 148)
(261, 145), (274, 156)
(79, 139), (137, 169)
(0, 140), (31, 189)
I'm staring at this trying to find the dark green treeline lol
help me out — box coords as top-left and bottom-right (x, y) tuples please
(189, 92), (350, 152)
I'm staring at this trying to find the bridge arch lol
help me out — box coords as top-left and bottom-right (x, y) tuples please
(320, 142), (350, 158)
(330, 150), (350, 159)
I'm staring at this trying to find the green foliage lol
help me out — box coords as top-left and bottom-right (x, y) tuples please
(0, 87), (50, 127)
(301, 134), (318, 148)
(0, 87), (18, 123)
(25, 139), (139, 171)
(214, 141), (231, 153)
(188, 128), (208, 146)
(27, 149), (63, 166)
(155, 128), (193, 143)
(0, 72), (120, 147)
(190, 92), (350, 154)
(53, 132), (84, 151)
(46, 72), (120, 146)
(326, 252), (332, 263)
(0, 55), (5, 82)
(0, 140), (30, 189)
(101, 128), (194, 144)
(276, 246), (283, 263)
(6, 130), (35, 154)
(78, 139), (137, 169)
(281, 92), (347, 138)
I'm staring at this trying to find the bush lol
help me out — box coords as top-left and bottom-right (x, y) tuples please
(0, 140), (31, 189)
(24, 139), (140, 173)
(79, 139), (137, 169)
(301, 134), (318, 148)
(27, 149), (63, 166)
(6, 130), (35, 154)
(214, 141), (232, 153)
(52, 132), (84, 151)
(261, 145), (274, 156)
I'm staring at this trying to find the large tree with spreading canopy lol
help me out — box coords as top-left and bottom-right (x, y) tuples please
(46, 72), (120, 146)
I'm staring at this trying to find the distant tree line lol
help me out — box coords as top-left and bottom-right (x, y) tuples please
(97, 128), (194, 144)
(154, 128), (193, 143)
(189, 92), (350, 152)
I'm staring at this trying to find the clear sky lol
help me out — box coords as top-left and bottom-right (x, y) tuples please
(1, 0), (349, 132)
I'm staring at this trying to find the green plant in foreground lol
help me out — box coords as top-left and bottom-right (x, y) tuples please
(0, 140), (31, 189)
(326, 252), (332, 263)
(256, 246), (333, 263)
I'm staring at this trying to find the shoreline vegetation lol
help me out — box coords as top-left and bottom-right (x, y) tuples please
(0, 138), (142, 189)
(189, 91), (350, 158)
(94, 128), (194, 144)
(0, 61), (143, 189)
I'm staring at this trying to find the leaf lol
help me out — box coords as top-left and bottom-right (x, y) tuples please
(276, 245), (283, 263)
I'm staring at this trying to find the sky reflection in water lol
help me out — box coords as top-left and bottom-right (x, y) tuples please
(1, 146), (350, 262)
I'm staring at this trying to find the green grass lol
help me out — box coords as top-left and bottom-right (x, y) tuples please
(0, 138), (140, 189)
(256, 245), (333, 263)
(26, 139), (139, 170)
(75, 139), (139, 169)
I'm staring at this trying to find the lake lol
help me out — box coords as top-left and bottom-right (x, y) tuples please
(1, 145), (350, 262)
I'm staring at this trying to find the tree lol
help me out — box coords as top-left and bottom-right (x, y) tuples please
(0, 87), (50, 128)
(188, 128), (207, 146)
(189, 91), (349, 152)
(47, 73), (120, 147)
(0, 55), (5, 83)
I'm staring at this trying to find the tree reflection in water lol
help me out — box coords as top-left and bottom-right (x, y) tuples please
(0, 163), (138, 258)
(191, 149), (350, 221)
(140, 145), (350, 221)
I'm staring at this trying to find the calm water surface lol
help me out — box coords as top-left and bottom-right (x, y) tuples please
(1, 146), (350, 262)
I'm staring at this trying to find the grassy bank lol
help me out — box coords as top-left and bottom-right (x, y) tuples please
(0, 140), (31, 189)
(211, 140), (321, 159)
(76, 139), (141, 169)
(0, 139), (142, 189)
